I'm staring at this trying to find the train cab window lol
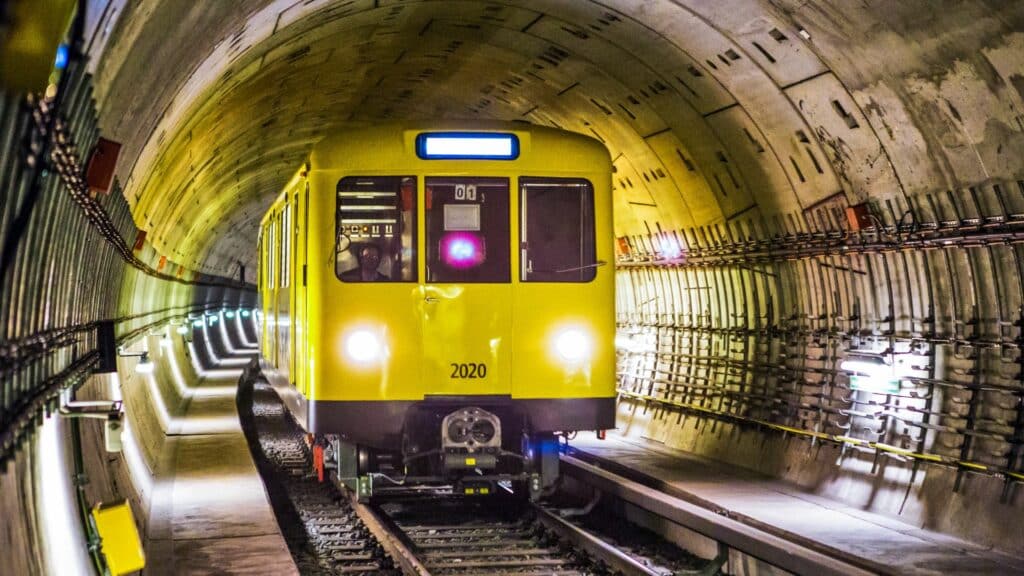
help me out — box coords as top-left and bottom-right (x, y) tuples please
(519, 178), (596, 282)
(336, 176), (417, 282)
(425, 177), (510, 283)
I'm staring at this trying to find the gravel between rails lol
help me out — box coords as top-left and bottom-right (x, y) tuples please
(238, 368), (399, 575)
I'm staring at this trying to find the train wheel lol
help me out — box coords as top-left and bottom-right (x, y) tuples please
(522, 433), (560, 501)
(335, 438), (374, 501)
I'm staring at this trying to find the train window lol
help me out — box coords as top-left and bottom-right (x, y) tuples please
(268, 215), (277, 289)
(519, 178), (596, 282)
(336, 176), (417, 282)
(281, 204), (291, 288)
(257, 231), (263, 292)
(425, 177), (510, 283)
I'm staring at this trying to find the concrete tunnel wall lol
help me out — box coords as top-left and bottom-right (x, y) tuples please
(2, 0), (1024, 570)
(0, 313), (256, 576)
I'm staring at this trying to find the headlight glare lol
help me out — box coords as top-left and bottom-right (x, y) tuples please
(345, 330), (381, 363)
(554, 329), (590, 362)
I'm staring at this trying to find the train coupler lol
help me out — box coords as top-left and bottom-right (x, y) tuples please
(443, 452), (498, 470)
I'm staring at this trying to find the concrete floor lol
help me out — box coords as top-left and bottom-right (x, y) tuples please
(142, 369), (297, 576)
(571, 433), (1024, 576)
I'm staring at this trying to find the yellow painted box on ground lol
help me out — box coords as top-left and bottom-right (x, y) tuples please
(91, 500), (146, 575)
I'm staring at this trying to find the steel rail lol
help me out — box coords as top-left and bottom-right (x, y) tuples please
(350, 497), (431, 576)
(532, 503), (662, 576)
(560, 454), (879, 576)
(354, 494), (674, 575)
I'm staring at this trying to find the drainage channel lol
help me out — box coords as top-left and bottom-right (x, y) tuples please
(239, 367), (704, 575)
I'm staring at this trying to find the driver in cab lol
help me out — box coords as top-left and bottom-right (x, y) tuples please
(341, 244), (390, 282)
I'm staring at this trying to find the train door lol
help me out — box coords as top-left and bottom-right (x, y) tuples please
(269, 212), (279, 367)
(277, 202), (291, 382)
(334, 175), (422, 401)
(513, 177), (613, 399)
(421, 177), (513, 396)
(289, 190), (300, 391)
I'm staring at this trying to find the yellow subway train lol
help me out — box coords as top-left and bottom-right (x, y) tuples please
(257, 121), (615, 499)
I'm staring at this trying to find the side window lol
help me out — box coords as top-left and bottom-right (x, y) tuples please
(257, 232), (263, 291)
(268, 216), (277, 289)
(520, 178), (596, 282)
(276, 214), (283, 288)
(282, 204), (291, 288)
(336, 176), (417, 282)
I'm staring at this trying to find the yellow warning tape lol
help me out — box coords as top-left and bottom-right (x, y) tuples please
(618, 389), (1022, 483)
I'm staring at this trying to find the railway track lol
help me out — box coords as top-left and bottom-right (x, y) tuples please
(239, 370), (398, 574)
(239, 367), (697, 575)
(369, 498), (604, 576)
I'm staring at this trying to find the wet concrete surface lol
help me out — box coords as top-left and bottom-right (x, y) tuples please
(571, 433), (1024, 575)
(143, 370), (298, 576)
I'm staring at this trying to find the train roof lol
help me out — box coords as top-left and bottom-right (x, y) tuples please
(261, 120), (613, 226)
(308, 120), (612, 174)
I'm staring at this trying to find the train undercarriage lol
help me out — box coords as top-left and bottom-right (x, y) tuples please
(313, 405), (562, 501)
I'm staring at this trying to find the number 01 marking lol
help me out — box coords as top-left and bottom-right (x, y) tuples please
(454, 184), (477, 201)
(450, 363), (487, 378)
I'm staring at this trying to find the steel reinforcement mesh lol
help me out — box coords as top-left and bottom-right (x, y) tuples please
(615, 188), (1024, 494)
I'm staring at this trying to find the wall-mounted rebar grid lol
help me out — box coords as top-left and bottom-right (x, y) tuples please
(615, 185), (1024, 496)
(0, 46), (252, 463)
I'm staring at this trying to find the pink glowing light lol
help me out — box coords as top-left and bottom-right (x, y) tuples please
(440, 233), (485, 268)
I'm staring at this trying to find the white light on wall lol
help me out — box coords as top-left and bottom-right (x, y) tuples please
(841, 355), (900, 394)
(135, 353), (154, 374)
(614, 333), (638, 352)
(37, 416), (92, 574)
(658, 235), (682, 259)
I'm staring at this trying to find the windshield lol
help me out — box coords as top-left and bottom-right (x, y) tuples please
(336, 176), (417, 282)
(424, 176), (510, 283)
(520, 178), (596, 282)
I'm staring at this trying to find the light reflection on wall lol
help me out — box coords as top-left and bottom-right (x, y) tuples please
(235, 312), (257, 348)
(188, 339), (244, 380)
(193, 322), (246, 376)
(165, 332), (191, 399)
(108, 372), (156, 501)
(217, 311), (239, 356)
(35, 416), (92, 575)
(140, 363), (172, 433)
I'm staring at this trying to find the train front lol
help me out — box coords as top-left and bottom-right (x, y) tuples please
(309, 125), (616, 499)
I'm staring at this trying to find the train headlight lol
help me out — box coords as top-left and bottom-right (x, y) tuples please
(345, 330), (381, 363)
(554, 328), (590, 362)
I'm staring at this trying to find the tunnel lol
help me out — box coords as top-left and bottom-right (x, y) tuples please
(2, 1), (1024, 574)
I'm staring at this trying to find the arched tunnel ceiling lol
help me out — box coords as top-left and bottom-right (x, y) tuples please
(88, 0), (1024, 282)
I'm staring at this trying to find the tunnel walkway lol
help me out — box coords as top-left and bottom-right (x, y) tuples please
(570, 433), (1024, 575)
(140, 338), (297, 575)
